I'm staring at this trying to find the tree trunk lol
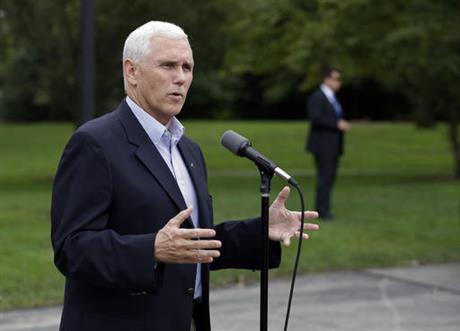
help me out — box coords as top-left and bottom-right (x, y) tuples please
(448, 108), (460, 180)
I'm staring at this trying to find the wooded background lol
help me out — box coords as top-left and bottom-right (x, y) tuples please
(0, 0), (459, 176)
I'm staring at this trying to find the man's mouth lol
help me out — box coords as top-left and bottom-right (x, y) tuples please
(169, 92), (183, 98)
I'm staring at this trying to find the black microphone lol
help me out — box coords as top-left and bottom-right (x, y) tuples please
(221, 130), (298, 186)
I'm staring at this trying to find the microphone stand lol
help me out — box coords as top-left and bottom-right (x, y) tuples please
(258, 167), (273, 331)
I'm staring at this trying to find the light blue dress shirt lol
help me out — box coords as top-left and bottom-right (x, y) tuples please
(126, 96), (202, 299)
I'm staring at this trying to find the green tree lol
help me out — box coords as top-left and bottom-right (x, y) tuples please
(0, 0), (234, 123)
(333, 0), (460, 178)
(0, 0), (80, 121)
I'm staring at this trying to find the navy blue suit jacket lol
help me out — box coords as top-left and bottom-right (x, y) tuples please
(306, 89), (344, 156)
(51, 99), (281, 331)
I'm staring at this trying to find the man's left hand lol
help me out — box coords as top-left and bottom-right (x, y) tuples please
(269, 186), (319, 246)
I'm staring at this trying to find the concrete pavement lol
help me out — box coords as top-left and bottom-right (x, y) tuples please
(1, 263), (459, 331)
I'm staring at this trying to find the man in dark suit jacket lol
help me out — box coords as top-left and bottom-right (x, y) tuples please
(51, 21), (319, 331)
(306, 68), (350, 220)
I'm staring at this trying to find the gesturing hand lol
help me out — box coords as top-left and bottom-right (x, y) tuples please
(154, 208), (221, 264)
(269, 186), (319, 246)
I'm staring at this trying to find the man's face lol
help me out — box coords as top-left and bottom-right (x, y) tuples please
(324, 70), (342, 92)
(126, 37), (194, 125)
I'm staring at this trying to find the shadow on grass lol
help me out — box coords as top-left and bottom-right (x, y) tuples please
(2, 172), (456, 192)
(337, 173), (457, 186)
(0, 176), (54, 191)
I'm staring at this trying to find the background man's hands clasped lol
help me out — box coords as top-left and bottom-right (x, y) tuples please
(155, 186), (319, 264)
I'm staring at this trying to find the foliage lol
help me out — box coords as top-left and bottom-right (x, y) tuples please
(0, 0), (80, 121)
(0, 121), (458, 309)
(0, 0), (233, 121)
(334, 0), (460, 127)
(0, 0), (459, 176)
(1, 0), (457, 121)
(224, 0), (460, 113)
(223, 0), (460, 177)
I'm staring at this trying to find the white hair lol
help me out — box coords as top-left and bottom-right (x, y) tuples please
(122, 21), (189, 89)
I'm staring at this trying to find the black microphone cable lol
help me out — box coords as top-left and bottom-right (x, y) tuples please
(283, 181), (306, 331)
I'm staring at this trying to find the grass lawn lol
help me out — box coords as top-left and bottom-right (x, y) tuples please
(0, 120), (459, 310)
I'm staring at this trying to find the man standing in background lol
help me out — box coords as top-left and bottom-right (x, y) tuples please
(306, 67), (350, 220)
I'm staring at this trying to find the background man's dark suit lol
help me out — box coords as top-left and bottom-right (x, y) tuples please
(306, 89), (344, 218)
(51, 100), (281, 331)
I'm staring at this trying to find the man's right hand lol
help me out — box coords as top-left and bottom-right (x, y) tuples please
(154, 208), (221, 264)
(338, 119), (351, 131)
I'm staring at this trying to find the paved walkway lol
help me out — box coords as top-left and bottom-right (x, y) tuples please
(1, 263), (459, 331)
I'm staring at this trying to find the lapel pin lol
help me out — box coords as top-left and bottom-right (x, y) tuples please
(190, 162), (195, 169)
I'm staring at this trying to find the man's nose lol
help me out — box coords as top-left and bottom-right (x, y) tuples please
(173, 68), (186, 84)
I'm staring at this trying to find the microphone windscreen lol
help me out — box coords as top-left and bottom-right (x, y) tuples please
(221, 130), (250, 156)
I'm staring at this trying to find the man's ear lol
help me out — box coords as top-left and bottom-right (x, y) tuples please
(124, 58), (138, 87)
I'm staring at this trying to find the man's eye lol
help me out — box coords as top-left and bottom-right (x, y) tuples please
(163, 63), (175, 69)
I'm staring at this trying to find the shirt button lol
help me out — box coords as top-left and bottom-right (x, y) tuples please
(185, 287), (194, 296)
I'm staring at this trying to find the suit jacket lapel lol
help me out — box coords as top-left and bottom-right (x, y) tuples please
(115, 100), (189, 215)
